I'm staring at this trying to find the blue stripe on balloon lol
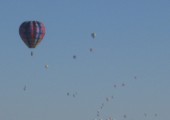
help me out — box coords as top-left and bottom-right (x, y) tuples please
(35, 21), (42, 45)
(26, 22), (32, 47)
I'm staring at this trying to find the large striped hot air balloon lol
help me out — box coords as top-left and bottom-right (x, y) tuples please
(19, 21), (46, 56)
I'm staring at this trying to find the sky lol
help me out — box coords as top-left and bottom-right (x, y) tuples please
(0, 0), (170, 120)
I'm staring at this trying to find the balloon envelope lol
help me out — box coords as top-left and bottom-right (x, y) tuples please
(19, 21), (46, 48)
(91, 32), (96, 39)
(45, 64), (49, 69)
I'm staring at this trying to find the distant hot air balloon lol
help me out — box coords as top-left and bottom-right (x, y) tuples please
(89, 48), (93, 52)
(45, 64), (49, 69)
(23, 85), (26, 91)
(91, 32), (96, 39)
(106, 97), (109, 102)
(73, 94), (76, 98)
(123, 114), (127, 119)
(67, 92), (70, 96)
(134, 76), (137, 80)
(121, 83), (125, 87)
(144, 113), (147, 117)
(19, 21), (46, 56)
(113, 84), (117, 88)
(73, 55), (77, 59)
(154, 113), (158, 117)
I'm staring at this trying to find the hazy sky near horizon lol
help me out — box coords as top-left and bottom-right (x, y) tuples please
(0, 0), (170, 120)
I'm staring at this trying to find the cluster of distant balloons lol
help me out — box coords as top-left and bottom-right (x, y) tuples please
(19, 21), (159, 119)
(95, 82), (126, 120)
(67, 92), (78, 98)
(72, 32), (96, 59)
(93, 77), (158, 120)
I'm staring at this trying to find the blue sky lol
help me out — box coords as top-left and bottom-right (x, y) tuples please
(0, 0), (170, 120)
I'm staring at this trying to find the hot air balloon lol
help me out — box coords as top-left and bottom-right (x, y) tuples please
(89, 48), (93, 52)
(67, 92), (70, 96)
(19, 21), (46, 56)
(144, 113), (147, 117)
(73, 55), (77, 59)
(23, 85), (26, 91)
(91, 32), (96, 39)
(121, 83), (125, 87)
(123, 114), (127, 119)
(106, 97), (109, 102)
(45, 64), (49, 70)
